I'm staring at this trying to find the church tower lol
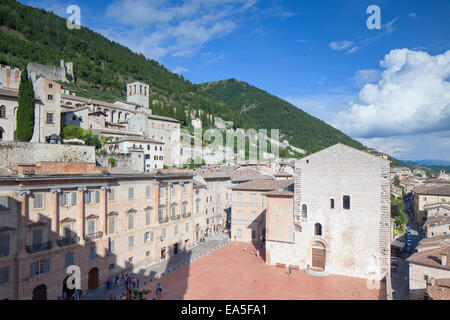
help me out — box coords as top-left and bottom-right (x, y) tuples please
(127, 81), (149, 108)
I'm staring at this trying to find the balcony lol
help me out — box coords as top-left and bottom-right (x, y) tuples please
(57, 236), (80, 247)
(26, 241), (52, 254)
(159, 216), (169, 224)
(170, 215), (181, 221)
(182, 212), (192, 218)
(84, 231), (103, 241)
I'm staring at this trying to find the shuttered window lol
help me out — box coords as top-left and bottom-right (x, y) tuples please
(108, 189), (115, 201)
(0, 234), (10, 257)
(32, 229), (43, 246)
(0, 196), (10, 212)
(90, 247), (97, 260)
(146, 211), (151, 225)
(0, 266), (9, 284)
(128, 236), (134, 247)
(30, 259), (50, 277)
(128, 188), (134, 199)
(65, 252), (74, 267)
(33, 193), (44, 209)
(146, 186), (151, 197)
(128, 214), (134, 230)
(108, 216), (115, 234)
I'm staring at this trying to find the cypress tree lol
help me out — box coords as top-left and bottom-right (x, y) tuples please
(16, 69), (35, 142)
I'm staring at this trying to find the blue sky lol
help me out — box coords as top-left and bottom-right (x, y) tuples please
(22, 0), (450, 161)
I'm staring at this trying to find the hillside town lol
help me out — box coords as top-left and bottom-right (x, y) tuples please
(0, 58), (449, 301)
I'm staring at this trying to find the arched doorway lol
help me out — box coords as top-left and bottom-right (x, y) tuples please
(32, 284), (47, 300)
(311, 241), (326, 271)
(62, 276), (75, 300)
(88, 267), (99, 290)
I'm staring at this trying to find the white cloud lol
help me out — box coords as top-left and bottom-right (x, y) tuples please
(171, 66), (189, 74)
(330, 41), (353, 51)
(102, 0), (259, 61)
(409, 13), (417, 19)
(350, 69), (381, 86)
(332, 49), (450, 138)
(296, 39), (308, 44)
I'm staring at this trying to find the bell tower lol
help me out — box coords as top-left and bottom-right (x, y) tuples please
(127, 81), (149, 108)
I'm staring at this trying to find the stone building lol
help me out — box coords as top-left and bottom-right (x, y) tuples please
(0, 77), (61, 143)
(194, 168), (233, 234)
(231, 179), (293, 244)
(408, 244), (450, 300)
(265, 143), (391, 281)
(0, 65), (21, 90)
(412, 185), (450, 224)
(105, 137), (165, 171)
(27, 60), (74, 83)
(0, 161), (196, 300)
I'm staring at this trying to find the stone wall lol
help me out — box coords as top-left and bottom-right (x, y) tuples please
(0, 142), (95, 167)
(96, 153), (144, 172)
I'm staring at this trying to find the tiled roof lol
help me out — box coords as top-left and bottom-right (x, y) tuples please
(413, 184), (450, 196)
(274, 171), (292, 177)
(263, 191), (294, 197)
(424, 216), (450, 227)
(426, 278), (450, 300)
(408, 246), (450, 270)
(232, 179), (293, 192)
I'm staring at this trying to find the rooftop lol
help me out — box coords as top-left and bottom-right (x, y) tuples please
(413, 184), (450, 196)
(232, 179), (293, 192)
(407, 245), (450, 270)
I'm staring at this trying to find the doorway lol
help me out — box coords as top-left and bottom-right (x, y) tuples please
(311, 241), (326, 270)
(32, 284), (47, 300)
(173, 243), (179, 255)
(88, 267), (99, 290)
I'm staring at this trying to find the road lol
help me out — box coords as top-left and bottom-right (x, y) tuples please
(391, 194), (424, 300)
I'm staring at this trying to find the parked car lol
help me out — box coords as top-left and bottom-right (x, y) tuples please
(406, 247), (411, 254)
(391, 257), (399, 266)
(391, 265), (397, 273)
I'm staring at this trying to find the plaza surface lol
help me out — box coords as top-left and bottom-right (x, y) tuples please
(144, 241), (386, 300)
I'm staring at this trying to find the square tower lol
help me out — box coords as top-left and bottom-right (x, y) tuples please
(127, 81), (149, 108)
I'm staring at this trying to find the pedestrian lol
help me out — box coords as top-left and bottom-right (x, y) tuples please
(137, 279), (140, 289)
(288, 266), (292, 277)
(155, 283), (160, 295)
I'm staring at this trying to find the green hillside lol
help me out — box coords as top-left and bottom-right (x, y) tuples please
(197, 79), (366, 154)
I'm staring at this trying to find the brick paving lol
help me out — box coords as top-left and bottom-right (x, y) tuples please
(143, 241), (386, 300)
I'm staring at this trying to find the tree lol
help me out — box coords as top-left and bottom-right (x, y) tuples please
(16, 68), (35, 141)
(393, 175), (401, 188)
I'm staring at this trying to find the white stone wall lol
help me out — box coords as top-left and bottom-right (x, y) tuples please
(0, 142), (95, 166)
(267, 144), (390, 280)
(409, 263), (450, 299)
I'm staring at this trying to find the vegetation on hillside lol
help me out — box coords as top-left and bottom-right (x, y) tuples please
(198, 79), (367, 154)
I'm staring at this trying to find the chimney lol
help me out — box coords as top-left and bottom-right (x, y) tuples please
(441, 254), (447, 266)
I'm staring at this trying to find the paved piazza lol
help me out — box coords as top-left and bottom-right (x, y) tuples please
(143, 241), (386, 300)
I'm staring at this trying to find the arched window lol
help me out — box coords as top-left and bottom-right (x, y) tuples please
(315, 223), (322, 236)
(302, 204), (307, 218)
(0, 105), (6, 118)
(330, 199), (335, 209)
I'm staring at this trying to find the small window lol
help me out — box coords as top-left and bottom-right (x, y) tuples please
(108, 216), (116, 234)
(129, 236), (134, 247)
(330, 199), (335, 209)
(146, 186), (151, 197)
(49, 83), (53, 88)
(90, 247), (97, 260)
(128, 187), (134, 199)
(144, 232), (150, 243)
(108, 188), (115, 201)
(33, 193), (44, 209)
(174, 225), (178, 235)
(146, 210), (151, 225)
(0, 234), (10, 257)
(302, 204), (307, 218)
(0, 105), (6, 118)
(185, 222), (189, 232)
(343, 196), (350, 210)
(0, 266), (10, 285)
(128, 213), (134, 230)
(315, 223), (322, 236)
(48, 94), (53, 101)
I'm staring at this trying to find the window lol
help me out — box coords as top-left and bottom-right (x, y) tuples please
(146, 186), (151, 197)
(162, 228), (166, 238)
(90, 247), (97, 260)
(0, 196), (10, 212)
(109, 263), (115, 270)
(172, 185), (176, 194)
(146, 251), (150, 257)
(60, 192), (76, 206)
(128, 187), (134, 199)
(108, 216), (116, 234)
(109, 240), (115, 253)
(48, 94), (53, 101)
(128, 213), (134, 230)
(108, 189), (115, 201)
(30, 259), (50, 277)
(86, 219), (96, 235)
(65, 252), (74, 267)
(182, 204), (187, 215)
(0, 234), (10, 257)
(0, 267), (9, 285)
(62, 223), (72, 238)
(330, 199), (335, 209)
(185, 222), (189, 232)
(128, 257), (133, 263)
(33, 193), (44, 209)
(174, 225), (178, 235)
(32, 228), (43, 246)
(343, 196), (350, 210)
(302, 204), (307, 218)
(0, 105), (6, 118)
(49, 83), (53, 88)
(315, 223), (322, 236)
(46, 113), (54, 124)
(195, 199), (200, 213)
(146, 210), (151, 225)
(129, 236), (134, 247)
(144, 232), (150, 243)
(171, 206), (176, 218)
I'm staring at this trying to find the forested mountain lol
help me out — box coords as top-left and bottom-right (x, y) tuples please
(1, 0), (368, 157)
(198, 79), (366, 154)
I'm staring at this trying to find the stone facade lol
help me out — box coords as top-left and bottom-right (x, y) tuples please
(0, 163), (196, 300)
(27, 60), (74, 83)
(0, 65), (21, 90)
(266, 144), (391, 281)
